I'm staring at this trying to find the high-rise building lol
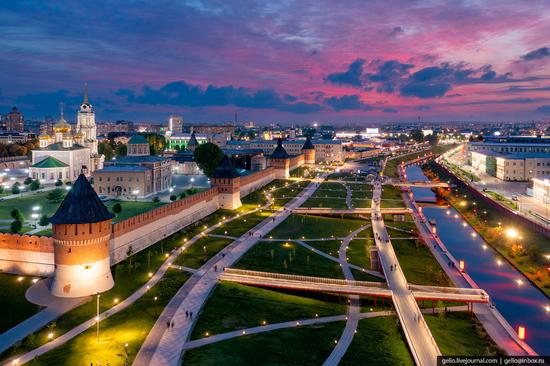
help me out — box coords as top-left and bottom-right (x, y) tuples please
(168, 115), (183, 134)
(6, 107), (24, 132)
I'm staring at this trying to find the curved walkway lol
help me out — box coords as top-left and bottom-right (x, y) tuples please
(2, 201), (270, 366)
(322, 225), (368, 366)
(136, 176), (327, 366)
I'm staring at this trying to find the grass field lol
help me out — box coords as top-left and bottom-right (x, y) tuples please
(210, 210), (273, 237)
(426, 312), (504, 356)
(392, 239), (451, 286)
(183, 321), (346, 366)
(235, 240), (345, 279)
(191, 282), (347, 339)
(173, 237), (234, 269)
(304, 239), (343, 256)
(106, 200), (165, 222)
(346, 238), (375, 270)
(302, 196), (348, 208)
(268, 215), (365, 239)
(0, 274), (40, 333)
(339, 316), (414, 365)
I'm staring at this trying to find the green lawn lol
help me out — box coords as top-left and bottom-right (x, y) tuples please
(383, 145), (455, 178)
(346, 238), (375, 270)
(28, 270), (190, 366)
(340, 316), (414, 365)
(173, 237), (234, 269)
(302, 197), (348, 209)
(425, 312), (504, 356)
(106, 200), (165, 222)
(0, 274), (41, 333)
(183, 321), (346, 366)
(235, 240), (345, 279)
(210, 210), (273, 237)
(304, 240), (342, 256)
(392, 239), (451, 286)
(191, 282), (347, 339)
(289, 166), (318, 179)
(0, 191), (66, 221)
(269, 215), (365, 239)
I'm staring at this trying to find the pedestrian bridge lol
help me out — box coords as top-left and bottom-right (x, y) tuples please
(292, 207), (413, 215)
(390, 181), (454, 188)
(220, 269), (490, 303)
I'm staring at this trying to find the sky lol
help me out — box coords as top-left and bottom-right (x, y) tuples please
(1, 0), (550, 125)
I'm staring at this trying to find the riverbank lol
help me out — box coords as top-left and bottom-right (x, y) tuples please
(422, 161), (550, 299)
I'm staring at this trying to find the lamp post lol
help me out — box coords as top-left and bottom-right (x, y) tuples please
(96, 293), (100, 342)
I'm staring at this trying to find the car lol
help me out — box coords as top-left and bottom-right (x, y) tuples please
(511, 195), (518, 201)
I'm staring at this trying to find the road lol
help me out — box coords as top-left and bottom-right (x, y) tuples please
(371, 181), (441, 366)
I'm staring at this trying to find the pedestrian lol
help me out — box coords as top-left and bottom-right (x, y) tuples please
(171, 321), (175, 328)
(186, 310), (189, 318)
(390, 265), (393, 271)
(167, 320), (170, 328)
(214, 265), (218, 272)
(190, 311), (193, 319)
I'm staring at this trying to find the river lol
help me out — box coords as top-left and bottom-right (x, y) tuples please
(405, 164), (550, 355)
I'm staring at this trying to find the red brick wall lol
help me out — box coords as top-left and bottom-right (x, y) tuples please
(112, 187), (219, 237)
(240, 167), (274, 186)
(0, 233), (54, 253)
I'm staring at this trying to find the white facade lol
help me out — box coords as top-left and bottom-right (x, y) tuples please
(31, 148), (91, 182)
(76, 91), (98, 154)
(532, 175), (550, 204)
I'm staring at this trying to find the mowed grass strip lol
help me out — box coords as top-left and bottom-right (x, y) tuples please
(191, 282), (347, 339)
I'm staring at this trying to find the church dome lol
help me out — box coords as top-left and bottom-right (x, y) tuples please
(54, 119), (71, 133)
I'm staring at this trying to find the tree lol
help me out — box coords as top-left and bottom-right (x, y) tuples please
(126, 245), (134, 268)
(170, 194), (177, 202)
(410, 129), (424, 143)
(0, 185), (3, 194)
(24, 177), (33, 185)
(46, 189), (65, 203)
(112, 203), (122, 216)
(30, 179), (40, 191)
(11, 209), (24, 222)
(98, 141), (114, 160)
(194, 142), (223, 177)
(55, 179), (63, 187)
(152, 196), (160, 204)
(115, 143), (127, 157)
(425, 133), (439, 146)
(39, 214), (49, 227)
(11, 184), (20, 195)
(10, 219), (23, 233)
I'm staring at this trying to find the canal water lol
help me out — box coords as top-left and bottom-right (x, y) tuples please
(405, 164), (550, 355)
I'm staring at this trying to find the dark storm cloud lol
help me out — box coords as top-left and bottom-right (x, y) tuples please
(326, 59), (516, 98)
(117, 81), (323, 114)
(520, 47), (550, 62)
(536, 105), (550, 113)
(324, 95), (372, 110)
(389, 26), (404, 37)
(325, 59), (365, 87)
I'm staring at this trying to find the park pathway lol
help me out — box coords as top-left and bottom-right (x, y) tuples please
(135, 175), (327, 366)
(322, 225), (368, 366)
(371, 182), (441, 366)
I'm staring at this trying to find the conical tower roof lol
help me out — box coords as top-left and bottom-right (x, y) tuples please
(271, 138), (289, 159)
(187, 132), (199, 148)
(212, 155), (240, 179)
(49, 174), (115, 224)
(301, 136), (315, 150)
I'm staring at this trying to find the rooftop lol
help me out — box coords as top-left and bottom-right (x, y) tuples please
(49, 174), (115, 224)
(32, 156), (68, 168)
(128, 135), (148, 144)
(212, 155), (240, 179)
(41, 142), (87, 151)
(95, 165), (150, 173)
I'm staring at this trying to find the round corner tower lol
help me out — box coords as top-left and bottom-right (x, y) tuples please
(269, 138), (291, 179)
(301, 136), (315, 165)
(211, 155), (242, 210)
(49, 174), (115, 297)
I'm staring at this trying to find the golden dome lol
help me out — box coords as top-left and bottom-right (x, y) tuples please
(53, 119), (71, 133)
(39, 134), (51, 140)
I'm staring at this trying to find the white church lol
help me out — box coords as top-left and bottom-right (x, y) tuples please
(29, 86), (104, 183)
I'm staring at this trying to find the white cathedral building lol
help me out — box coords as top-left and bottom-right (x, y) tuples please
(29, 87), (104, 184)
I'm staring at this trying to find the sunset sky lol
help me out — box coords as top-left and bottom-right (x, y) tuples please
(1, 0), (550, 124)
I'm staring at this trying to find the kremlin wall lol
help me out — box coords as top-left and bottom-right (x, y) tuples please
(0, 138), (311, 297)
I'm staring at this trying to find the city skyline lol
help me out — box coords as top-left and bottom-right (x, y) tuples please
(1, 1), (550, 123)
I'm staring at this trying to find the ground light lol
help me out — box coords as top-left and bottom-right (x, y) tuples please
(518, 326), (526, 340)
